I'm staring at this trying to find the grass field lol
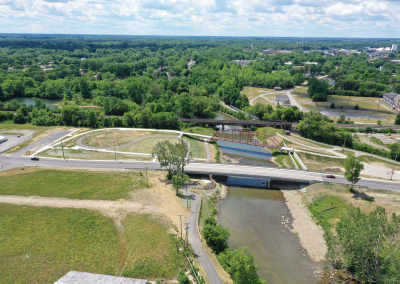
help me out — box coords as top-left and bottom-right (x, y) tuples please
(185, 136), (207, 159)
(297, 153), (345, 172)
(308, 195), (348, 230)
(121, 214), (186, 279)
(0, 168), (147, 200)
(182, 126), (215, 136)
(0, 204), (187, 283)
(39, 148), (152, 161)
(82, 130), (153, 148)
(117, 136), (180, 153)
(0, 204), (120, 284)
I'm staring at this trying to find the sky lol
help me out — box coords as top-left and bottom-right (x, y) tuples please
(0, 0), (399, 38)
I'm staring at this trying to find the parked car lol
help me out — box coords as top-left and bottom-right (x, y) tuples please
(17, 134), (20, 138)
(326, 174), (335, 179)
(31, 157), (39, 161)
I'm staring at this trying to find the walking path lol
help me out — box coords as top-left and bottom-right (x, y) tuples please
(181, 188), (223, 284)
(286, 88), (309, 112)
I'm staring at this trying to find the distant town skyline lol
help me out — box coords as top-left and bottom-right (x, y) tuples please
(0, 0), (399, 38)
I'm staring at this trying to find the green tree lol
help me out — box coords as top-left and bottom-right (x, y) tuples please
(330, 102), (335, 109)
(177, 270), (190, 284)
(395, 113), (400, 125)
(203, 217), (230, 254)
(337, 114), (346, 124)
(344, 154), (364, 188)
(218, 247), (266, 284)
(388, 142), (400, 158)
(328, 206), (400, 283)
(172, 174), (190, 194)
(79, 78), (91, 99)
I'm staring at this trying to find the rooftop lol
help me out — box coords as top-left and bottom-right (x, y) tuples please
(55, 271), (148, 284)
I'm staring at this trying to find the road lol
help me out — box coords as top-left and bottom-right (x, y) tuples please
(1, 156), (400, 191)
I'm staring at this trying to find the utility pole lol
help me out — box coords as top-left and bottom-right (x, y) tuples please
(114, 139), (116, 161)
(184, 222), (189, 247)
(178, 215), (184, 240)
(185, 187), (189, 210)
(391, 156), (398, 180)
(378, 99), (380, 112)
(61, 139), (65, 161)
(320, 150), (325, 172)
(343, 137), (346, 153)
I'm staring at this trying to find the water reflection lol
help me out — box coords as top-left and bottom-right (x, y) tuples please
(4, 97), (62, 109)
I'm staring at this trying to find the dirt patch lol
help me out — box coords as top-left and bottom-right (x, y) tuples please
(282, 190), (328, 262)
(82, 130), (153, 148)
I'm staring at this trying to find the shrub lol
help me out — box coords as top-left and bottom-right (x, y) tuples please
(203, 218), (230, 254)
(354, 104), (359, 110)
(330, 102), (335, 109)
(177, 270), (190, 284)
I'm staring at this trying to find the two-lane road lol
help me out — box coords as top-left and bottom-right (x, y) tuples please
(1, 156), (400, 191)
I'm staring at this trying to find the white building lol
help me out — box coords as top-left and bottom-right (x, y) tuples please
(392, 44), (398, 53)
(55, 271), (148, 284)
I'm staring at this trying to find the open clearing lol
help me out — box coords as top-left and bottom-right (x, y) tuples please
(117, 136), (180, 153)
(81, 130), (180, 148)
(39, 148), (153, 161)
(0, 204), (186, 283)
(0, 168), (191, 283)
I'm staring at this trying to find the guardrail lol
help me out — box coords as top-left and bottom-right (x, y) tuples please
(288, 152), (298, 169)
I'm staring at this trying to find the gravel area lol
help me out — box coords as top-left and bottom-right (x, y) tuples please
(282, 190), (327, 262)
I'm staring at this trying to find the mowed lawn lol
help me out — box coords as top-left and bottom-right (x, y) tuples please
(0, 205), (187, 283)
(0, 168), (146, 200)
(0, 204), (119, 284)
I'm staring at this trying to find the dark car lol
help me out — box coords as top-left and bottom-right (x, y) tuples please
(326, 174), (335, 179)
(31, 157), (39, 161)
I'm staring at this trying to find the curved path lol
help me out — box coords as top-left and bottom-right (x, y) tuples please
(77, 133), (189, 152)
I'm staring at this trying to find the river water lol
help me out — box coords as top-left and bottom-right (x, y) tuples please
(215, 111), (326, 283)
(3, 97), (62, 109)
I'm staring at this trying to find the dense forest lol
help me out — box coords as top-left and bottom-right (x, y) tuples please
(0, 35), (400, 127)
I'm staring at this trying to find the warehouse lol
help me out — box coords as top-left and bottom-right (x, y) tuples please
(382, 92), (400, 108)
(0, 135), (8, 144)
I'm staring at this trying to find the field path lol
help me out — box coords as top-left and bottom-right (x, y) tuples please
(0, 195), (157, 217)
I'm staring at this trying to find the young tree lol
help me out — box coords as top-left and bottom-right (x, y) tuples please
(344, 154), (364, 188)
(177, 270), (190, 284)
(388, 142), (400, 158)
(203, 217), (230, 254)
(172, 174), (190, 195)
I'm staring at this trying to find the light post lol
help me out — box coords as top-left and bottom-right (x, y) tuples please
(320, 149), (325, 172)
(61, 139), (66, 161)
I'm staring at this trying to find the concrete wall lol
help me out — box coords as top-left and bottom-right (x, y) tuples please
(226, 176), (271, 188)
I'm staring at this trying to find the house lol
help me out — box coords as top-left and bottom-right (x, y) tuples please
(382, 92), (400, 108)
(274, 86), (283, 91)
(80, 58), (87, 61)
(7, 67), (14, 70)
(54, 271), (148, 284)
(0, 135), (7, 144)
(275, 95), (291, 107)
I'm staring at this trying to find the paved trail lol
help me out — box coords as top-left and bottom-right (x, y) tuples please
(181, 187), (223, 284)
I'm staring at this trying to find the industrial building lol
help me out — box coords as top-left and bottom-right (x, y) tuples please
(0, 135), (7, 144)
(55, 271), (148, 284)
(382, 92), (400, 108)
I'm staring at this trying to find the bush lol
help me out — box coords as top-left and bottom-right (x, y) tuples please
(203, 217), (230, 254)
(177, 270), (190, 284)
(354, 104), (359, 110)
(330, 102), (335, 109)
(250, 125), (258, 131)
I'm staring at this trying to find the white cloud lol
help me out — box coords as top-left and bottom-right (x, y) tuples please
(0, 0), (398, 37)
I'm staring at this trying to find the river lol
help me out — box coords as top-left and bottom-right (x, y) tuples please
(215, 111), (326, 283)
(3, 97), (62, 109)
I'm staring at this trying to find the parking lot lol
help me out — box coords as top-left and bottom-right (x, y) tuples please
(0, 133), (34, 153)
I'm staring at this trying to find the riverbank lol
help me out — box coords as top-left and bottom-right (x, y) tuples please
(281, 189), (327, 262)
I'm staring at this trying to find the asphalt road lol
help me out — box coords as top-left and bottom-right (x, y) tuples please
(0, 133), (34, 153)
(1, 156), (400, 191)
